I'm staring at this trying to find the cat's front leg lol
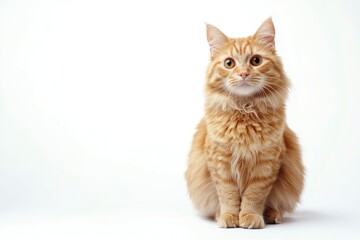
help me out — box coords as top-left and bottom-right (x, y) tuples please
(208, 157), (240, 228)
(239, 159), (279, 229)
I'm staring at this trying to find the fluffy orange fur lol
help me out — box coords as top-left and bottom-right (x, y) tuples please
(185, 18), (304, 229)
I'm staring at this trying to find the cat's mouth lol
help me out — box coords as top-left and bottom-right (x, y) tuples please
(236, 78), (257, 89)
(238, 81), (253, 87)
(226, 78), (259, 96)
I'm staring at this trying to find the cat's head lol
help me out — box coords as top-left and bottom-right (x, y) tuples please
(205, 18), (289, 109)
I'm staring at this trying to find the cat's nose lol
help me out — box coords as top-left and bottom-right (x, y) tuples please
(238, 72), (250, 79)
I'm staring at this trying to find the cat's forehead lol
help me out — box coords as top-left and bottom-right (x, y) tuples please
(227, 37), (265, 57)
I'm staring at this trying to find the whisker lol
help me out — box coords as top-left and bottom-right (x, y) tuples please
(263, 83), (286, 103)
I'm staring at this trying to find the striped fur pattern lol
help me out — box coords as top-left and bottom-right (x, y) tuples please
(185, 18), (304, 229)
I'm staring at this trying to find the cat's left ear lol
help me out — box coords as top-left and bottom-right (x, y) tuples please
(206, 24), (229, 58)
(254, 17), (275, 51)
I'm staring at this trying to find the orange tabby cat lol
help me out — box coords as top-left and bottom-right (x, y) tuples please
(185, 18), (304, 229)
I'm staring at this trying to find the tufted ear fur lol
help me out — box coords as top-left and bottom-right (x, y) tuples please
(254, 17), (275, 51)
(206, 24), (230, 58)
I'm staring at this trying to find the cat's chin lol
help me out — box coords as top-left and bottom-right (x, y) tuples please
(227, 85), (259, 98)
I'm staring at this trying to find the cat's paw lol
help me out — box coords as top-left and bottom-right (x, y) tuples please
(217, 213), (239, 228)
(264, 208), (282, 224)
(239, 212), (265, 229)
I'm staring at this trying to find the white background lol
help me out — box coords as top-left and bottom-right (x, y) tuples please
(1, 0), (360, 239)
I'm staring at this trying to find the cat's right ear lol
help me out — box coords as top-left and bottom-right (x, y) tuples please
(206, 24), (229, 58)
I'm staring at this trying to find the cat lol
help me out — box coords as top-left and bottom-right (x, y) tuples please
(185, 18), (304, 229)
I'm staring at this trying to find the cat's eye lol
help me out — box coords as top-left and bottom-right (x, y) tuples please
(224, 58), (235, 69)
(250, 55), (262, 66)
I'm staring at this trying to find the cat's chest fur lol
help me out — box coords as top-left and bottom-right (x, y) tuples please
(205, 108), (284, 161)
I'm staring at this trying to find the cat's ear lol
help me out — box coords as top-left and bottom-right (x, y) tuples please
(254, 17), (275, 51)
(206, 24), (229, 58)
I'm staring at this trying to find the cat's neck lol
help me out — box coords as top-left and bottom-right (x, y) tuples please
(204, 92), (286, 120)
(205, 93), (285, 109)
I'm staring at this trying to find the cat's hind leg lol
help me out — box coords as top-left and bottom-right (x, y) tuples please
(185, 154), (219, 219)
(185, 122), (220, 219)
(265, 126), (305, 222)
(264, 207), (283, 224)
